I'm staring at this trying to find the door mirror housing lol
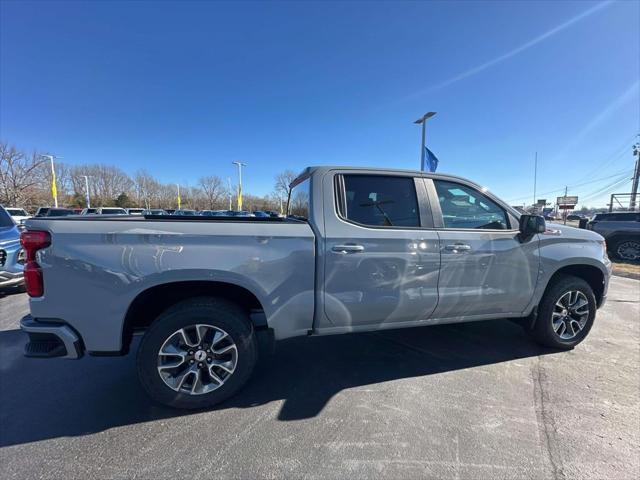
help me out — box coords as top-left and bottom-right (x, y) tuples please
(518, 214), (546, 240)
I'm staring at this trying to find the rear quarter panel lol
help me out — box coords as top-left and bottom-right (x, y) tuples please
(26, 218), (315, 351)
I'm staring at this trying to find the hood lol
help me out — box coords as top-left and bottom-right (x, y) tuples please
(0, 225), (21, 246)
(543, 222), (603, 241)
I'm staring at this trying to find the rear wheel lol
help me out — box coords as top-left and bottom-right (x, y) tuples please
(530, 275), (596, 349)
(137, 297), (257, 409)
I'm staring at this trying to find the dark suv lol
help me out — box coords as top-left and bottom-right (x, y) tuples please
(587, 212), (640, 261)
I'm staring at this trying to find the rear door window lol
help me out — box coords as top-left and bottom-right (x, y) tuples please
(340, 175), (420, 227)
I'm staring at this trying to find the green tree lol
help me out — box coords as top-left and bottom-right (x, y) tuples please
(115, 192), (131, 208)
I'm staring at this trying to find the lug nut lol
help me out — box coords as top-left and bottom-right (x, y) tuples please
(207, 357), (212, 362)
(198, 346), (203, 350)
(189, 360), (194, 364)
(198, 363), (203, 368)
(188, 350), (194, 355)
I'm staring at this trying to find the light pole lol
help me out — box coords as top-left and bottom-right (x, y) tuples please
(232, 161), (247, 211)
(82, 175), (92, 208)
(414, 112), (436, 171)
(39, 154), (62, 207)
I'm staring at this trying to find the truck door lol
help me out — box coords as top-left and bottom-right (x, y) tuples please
(318, 172), (440, 332)
(426, 178), (539, 318)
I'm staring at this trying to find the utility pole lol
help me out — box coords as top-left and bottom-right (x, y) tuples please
(563, 186), (568, 225)
(227, 177), (232, 210)
(533, 152), (538, 212)
(631, 142), (640, 211)
(414, 112), (436, 171)
(232, 161), (246, 211)
(176, 184), (181, 209)
(82, 175), (91, 208)
(39, 154), (62, 207)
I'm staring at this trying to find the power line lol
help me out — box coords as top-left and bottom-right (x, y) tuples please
(571, 134), (637, 184)
(506, 169), (632, 203)
(578, 175), (632, 204)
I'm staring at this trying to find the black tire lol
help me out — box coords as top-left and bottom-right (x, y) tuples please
(610, 237), (640, 262)
(530, 274), (597, 349)
(137, 297), (257, 409)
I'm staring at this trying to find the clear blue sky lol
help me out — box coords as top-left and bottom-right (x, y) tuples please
(1, 0), (638, 207)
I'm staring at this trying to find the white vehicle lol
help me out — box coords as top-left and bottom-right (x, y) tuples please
(80, 207), (127, 215)
(5, 207), (31, 224)
(126, 208), (145, 215)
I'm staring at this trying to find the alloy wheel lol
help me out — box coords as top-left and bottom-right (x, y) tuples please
(157, 324), (238, 395)
(551, 290), (590, 340)
(616, 240), (640, 262)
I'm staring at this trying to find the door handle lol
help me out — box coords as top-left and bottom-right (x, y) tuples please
(332, 244), (365, 254)
(445, 243), (471, 252)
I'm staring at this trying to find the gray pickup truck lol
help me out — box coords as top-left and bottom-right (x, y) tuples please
(20, 166), (611, 409)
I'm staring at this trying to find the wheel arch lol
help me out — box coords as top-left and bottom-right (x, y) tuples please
(121, 280), (267, 353)
(544, 264), (606, 308)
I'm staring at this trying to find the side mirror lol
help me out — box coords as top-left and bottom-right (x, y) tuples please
(518, 214), (546, 240)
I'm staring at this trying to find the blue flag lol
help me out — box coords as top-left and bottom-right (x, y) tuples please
(422, 147), (439, 172)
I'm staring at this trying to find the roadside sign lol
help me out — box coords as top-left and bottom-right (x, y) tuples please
(557, 195), (578, 208)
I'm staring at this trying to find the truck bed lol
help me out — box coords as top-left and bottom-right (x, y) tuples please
(25, 216), (316, 352)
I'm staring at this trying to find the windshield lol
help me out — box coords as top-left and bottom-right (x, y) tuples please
(102, 208), (127, 214)
(47, 209), (74, 216)
(287, 177), (310, 220)
(0, 208), (16, 227)
(7, 208), (27, 216)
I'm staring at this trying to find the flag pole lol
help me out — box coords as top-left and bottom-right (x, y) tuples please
(414, 112), (436, 171)
(39, 154), (61, 207)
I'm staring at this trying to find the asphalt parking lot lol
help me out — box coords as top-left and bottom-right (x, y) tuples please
(0, 276), (638, 479)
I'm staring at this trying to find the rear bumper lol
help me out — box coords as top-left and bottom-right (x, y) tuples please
(0, 271), (24, 288)
(20, 315), (83, 359)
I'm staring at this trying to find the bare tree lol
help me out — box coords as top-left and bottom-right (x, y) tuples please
(274, 169), (297, 201)
(198, 175), (226, 209)
(134, 170), (162, 209)
(0, 142), (48, 207)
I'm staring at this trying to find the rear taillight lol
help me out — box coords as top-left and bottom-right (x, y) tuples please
(20, 230), (51, 297)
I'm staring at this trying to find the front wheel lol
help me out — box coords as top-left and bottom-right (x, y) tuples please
(137, 297), (258, 409)
(530, 275), (596, 349)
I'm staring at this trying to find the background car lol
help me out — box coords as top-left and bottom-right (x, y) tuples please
(81, 207), (127, 215)
(172, 209), (197, 216)
(199, 210), (228, 216)
(39, 208), (76, 217)
(264, 210), (283, 218)
(0, 205), (24, 290)
(34, 207), (50, 217)
(5, 207), (31, 224)
(252, 210), (270, 218)
(586, 211), (640, 261)
(126, 208), (145, 215)
(567, 214), (585, 221)
(142, 209), (168, 215)
(229, 210), (254, 217)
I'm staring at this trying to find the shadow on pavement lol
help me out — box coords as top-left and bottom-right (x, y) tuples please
(0, 319), (558, 447)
